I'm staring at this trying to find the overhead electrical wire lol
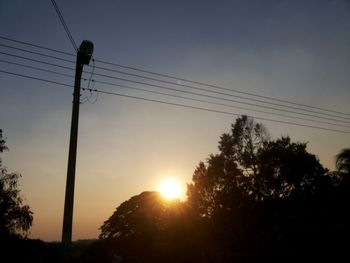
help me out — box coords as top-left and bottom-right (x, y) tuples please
(1, 44), (350, 124)
(1, 37), (350, 134)
(90, 71), (350, 123)
(50, 0), (77, 51)
(2, 57), (350, 129)
(3, 41), (349, 121)
(0, 43), (74, 64)
(1, 35), (349, 118)
(0, 69), (72, 88)
(0, 59), (74, 78)
(1, 48), (349, 126)
(0, 51), (74, 71)
(93, 79), (350, 129)
(1, 69), (349, 134)
(2, 49), (347, 132)
(87, 87), (350, 135)
(95, 58), (350, 118)
(0, 35), (74, 57)
(92, 64), (350, 120)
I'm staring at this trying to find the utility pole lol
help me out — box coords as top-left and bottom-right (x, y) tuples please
(61, 40), (93, 263)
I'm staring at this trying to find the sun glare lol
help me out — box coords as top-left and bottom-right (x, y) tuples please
(158, 178), (183, 200)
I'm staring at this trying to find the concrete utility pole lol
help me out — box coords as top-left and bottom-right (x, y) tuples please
(61, 40), (93, 262)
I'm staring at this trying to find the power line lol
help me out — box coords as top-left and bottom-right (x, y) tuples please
(0, 43), (74, 63)
(0, 59), (74, 78)
(2, 44), (350, 125)
(88, 88), (350, 135)
(4, 41), (348, 121)
(93, 60), (350, 117)
(2, 58), (349, 129)
(1, 49), (350, 125)
(0, 69), (349, 134)
(90, 72), (350, 124)
(50, 0), (77, 51)
(92, 63), (350, 121)
(0, 35), (74, 57)
(93, 79), (350, 129)
(0, 69), (72, 88)
(1, 35), (349, 118)
(91, 73), (350, 125)
(0, 51), (74, 71)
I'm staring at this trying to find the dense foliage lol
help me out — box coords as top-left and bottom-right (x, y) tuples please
(94, 116), (350, 262)
(98, 191), (203, 262)
(185, 116), (347, 262)
(0, 129), (33, 239)
(100, 191), (187, 240)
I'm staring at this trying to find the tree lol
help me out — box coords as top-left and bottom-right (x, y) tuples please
(187, 116), (269, 219)
(336, 148), (350, 176)
(99, 191), (185, 240)
(99, 191), (201, 262)
(187, 116), (334, 260)
(187, 116), (327, 217)
(218, 115), (269, 177)
(0, 129), (33, 238)
(333, 148), (350, 237)
(257, 136), (327, 199)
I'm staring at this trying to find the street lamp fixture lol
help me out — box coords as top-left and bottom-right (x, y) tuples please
(78, 40), (94, 65)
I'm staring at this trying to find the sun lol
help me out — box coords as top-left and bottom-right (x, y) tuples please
(158, 178), (183, 200)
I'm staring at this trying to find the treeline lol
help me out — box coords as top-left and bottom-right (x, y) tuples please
(86, 116), (349, 262)
(1, 117), (349, 262)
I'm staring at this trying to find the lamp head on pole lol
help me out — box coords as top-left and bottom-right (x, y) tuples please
(78, 40), (94, 65)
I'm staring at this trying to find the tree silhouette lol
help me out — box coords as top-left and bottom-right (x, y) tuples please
(96, 117), (349, 262)
(187, 116), (269, 219)
(99, 191), (186, 240)
(0, 129), (33, 239)
(257, 136), (327, 199)
(333, 148), (350, 249)
(188, 116), (327, 214)
(218, 115), (269, 177)
(186, 116), (340, 262)
(336, 148), (350, 175)
(99, 191), (203, 262)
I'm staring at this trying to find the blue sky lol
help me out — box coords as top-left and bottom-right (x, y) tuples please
(0, 0), (349, 241)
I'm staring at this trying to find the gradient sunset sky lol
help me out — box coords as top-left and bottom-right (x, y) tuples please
(1, 0), (349, 241)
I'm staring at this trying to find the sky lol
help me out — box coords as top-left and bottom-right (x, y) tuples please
(0, 0), (349, 241)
